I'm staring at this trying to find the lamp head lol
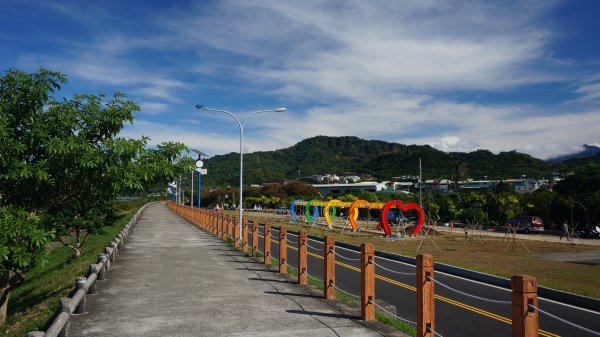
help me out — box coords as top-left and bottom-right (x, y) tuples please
(274, 107), (287, 112)
(195, 104), (206, 110)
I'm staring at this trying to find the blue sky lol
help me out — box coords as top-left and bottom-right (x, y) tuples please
(2, 0), (600, 160)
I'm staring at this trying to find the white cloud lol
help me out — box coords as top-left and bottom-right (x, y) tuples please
(8, 0), (600, 161)
(427, 136), (480, 153)
(139, 102), (169, 115)
(573, 80), (600, 103)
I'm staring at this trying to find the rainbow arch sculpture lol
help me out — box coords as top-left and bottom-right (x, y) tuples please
(290, 199), (425, 237)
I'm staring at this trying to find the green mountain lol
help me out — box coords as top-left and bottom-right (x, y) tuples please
(201, 136), (570, 187)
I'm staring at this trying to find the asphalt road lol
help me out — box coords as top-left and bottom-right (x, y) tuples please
(248, 225), (600, 337)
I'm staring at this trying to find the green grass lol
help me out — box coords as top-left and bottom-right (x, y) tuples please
(376, 311), (417, 336)
(0, 205), (141, 337)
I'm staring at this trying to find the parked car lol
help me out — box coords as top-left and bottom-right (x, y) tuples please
(576, 224), (600, 239)
(386, 210), (407, 225)
(507, 216), (545, 234)
(276, 208), (289, 215)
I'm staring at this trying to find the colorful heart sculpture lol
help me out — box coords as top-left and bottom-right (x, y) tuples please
(380, 200), (425, 237)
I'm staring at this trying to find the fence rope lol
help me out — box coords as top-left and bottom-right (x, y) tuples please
(306, 242), (322, 251)
(307, 236), (324, 245)
(332, 284), (361, 300)
(304, 270), (322, 283)
(281, 258), (296, 269)
(369, 300), (417, 325)
(427, 276), (511, 305)
(427, 326), (445, 337)
(334, 250), (361, 262)
(529, 304), (600, 336)
(374, 261), (415, 276)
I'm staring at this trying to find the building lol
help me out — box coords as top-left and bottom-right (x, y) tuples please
(462, 180), (498, 191)
(312, 182), (388, 196)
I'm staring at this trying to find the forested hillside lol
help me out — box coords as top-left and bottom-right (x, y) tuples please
(201, 136), (586, 187)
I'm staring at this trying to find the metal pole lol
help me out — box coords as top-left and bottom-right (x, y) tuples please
(197, 170), (201, 208)
(191, 170), (194, 207)
(419, 157), (422, 208)
(238, 125), (244, 240)
(195, 105), (286, 241)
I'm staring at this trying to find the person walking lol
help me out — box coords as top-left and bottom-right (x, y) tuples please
(560, 221), (569, 241)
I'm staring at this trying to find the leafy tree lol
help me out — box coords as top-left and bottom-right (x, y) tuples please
(554, 163), (600, 226)
(0, 208), (54, 323)
(451, 161), (469, 191)
(0, 68), (193, 323)
(520, 188), (554, 228)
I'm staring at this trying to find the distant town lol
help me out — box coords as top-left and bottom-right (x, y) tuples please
(295, 173), (557, 196)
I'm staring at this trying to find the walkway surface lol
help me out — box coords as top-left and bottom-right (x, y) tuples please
(71, 203), (404, 336)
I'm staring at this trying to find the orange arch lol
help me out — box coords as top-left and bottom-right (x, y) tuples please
(347, 200), (368, 231)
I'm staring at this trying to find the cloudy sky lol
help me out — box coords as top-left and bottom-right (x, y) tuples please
(2, 0), (600, 160)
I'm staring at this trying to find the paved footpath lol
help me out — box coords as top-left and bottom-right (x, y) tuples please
(71, 203), (402, 337)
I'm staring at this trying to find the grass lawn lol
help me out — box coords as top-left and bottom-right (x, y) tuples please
(0, 202), (142, 337)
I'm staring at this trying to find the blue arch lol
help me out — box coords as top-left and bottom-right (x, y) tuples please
(290, 199), (304, 222)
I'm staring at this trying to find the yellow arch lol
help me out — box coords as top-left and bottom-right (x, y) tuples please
(323, 200), (352, 227)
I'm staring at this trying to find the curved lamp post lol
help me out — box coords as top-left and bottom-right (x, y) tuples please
(195, 105), (287, 240)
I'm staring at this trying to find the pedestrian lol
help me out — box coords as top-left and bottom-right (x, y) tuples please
(560, 221), (568, 240)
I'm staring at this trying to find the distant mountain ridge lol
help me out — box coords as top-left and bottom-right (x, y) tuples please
(201, 136), (594, 186)
(548, 144), (600, 162)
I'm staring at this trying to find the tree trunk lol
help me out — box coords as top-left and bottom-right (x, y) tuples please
(75, 228), (81, 258)
(0, 271), (10, 325)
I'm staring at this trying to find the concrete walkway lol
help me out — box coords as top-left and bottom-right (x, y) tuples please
(70, 203), (403, 337)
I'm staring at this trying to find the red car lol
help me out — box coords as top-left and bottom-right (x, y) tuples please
(508, 216), (545, 234)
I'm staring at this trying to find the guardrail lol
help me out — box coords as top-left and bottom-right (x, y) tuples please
(26, 203), (149, 337)
(167, 201), (600, 337)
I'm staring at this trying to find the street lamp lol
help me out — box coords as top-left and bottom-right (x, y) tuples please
(191, 149), (209, 208)
(195, 104), (287, 240)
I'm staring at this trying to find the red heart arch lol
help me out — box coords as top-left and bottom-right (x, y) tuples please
(379, 200), (425, 237)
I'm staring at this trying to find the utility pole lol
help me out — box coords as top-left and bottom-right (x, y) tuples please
(419, 157), (422, 208)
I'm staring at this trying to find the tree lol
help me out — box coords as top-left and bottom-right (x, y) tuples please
(0, 208), (54, 323)
(451, 161), (468, 191)
(0, 68), (193, 323)
(554, 163), (600, 226)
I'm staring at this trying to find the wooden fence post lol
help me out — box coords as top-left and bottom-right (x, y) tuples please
(227, 215), (233, 238)
(324, 236), (336, 299)
(417, 254), (435, 337)
(512, 275), (538, 337)
(220, 215), (226, 240)
(233, 218), (239, 248)
(207, 212), (212, 233)
(243, 219), (249, 253)
(298, 231), (308, 285)
(264, 224), (271, 265)
(252, 221), (259, 256)
(279, 227), (287, 273)
(212, 212), (217, 235)
(218, 214), (223, 238)
(361, 243), (375, 321)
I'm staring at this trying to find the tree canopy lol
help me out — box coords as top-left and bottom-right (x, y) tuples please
(0, 68), (193, 323)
